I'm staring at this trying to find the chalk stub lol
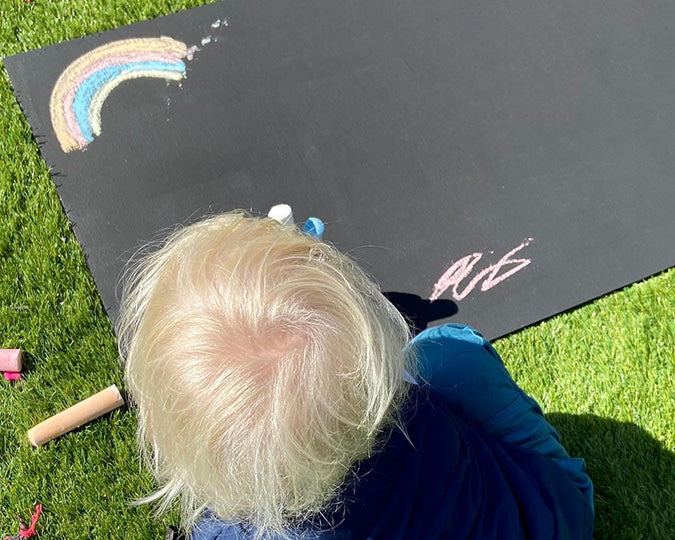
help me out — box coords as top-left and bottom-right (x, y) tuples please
(27, 384), (125, 447)
(303, 217), (325, 239)
(267, 203), (294, 225)
(0, 349), (22, 372)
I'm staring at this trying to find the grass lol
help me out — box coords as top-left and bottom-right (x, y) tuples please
(0, 1), (674, 538)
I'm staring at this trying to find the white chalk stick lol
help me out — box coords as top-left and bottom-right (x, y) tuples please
(27, 385), (125, 447)
(268, 203), (294, 225)
(0, 349), (22, 372)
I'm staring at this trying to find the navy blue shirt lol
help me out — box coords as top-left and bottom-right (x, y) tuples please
(191, 325), (594, 539)
(192, 387), (592, 540)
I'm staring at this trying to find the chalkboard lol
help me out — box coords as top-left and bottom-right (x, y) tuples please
(5, 0), (675, 340)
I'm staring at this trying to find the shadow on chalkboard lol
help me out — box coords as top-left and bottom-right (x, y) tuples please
(546, 413), (675, 539)
(383, 291), (458, 336)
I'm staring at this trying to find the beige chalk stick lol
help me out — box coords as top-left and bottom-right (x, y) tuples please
(27, 385), (125, 447)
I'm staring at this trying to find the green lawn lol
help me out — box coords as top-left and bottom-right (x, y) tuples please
(1, 1), (674, 538)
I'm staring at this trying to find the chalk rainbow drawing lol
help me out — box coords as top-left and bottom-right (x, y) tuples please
(50, 37), (188, 153)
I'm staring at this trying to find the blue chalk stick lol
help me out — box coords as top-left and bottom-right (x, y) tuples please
(303, 217), (324, 239)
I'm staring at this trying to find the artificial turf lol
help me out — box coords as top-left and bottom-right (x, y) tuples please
(0, 1), (674, 538)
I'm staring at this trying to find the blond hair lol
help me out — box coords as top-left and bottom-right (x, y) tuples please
(117, 211), (414, 537)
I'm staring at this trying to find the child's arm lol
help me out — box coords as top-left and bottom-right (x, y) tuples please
(409, 323), (594, 520)
(409, 324), (569, 459)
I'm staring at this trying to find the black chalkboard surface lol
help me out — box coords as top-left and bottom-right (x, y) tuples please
(5, 0), (675, 340)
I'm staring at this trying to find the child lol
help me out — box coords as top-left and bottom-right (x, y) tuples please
(117, 211), (594, 539)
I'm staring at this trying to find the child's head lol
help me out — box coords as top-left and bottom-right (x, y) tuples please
(117, 211), (414, 536)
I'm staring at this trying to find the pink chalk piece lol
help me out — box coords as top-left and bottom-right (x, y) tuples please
(0, 349), (22, 372)
(4, 371), (21, 381)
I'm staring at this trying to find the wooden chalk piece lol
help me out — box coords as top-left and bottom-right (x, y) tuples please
(0, 349), (22, 372)
(27, 384), (125, 447)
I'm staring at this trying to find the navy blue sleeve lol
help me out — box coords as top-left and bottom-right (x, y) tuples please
(410, 324), (537, 426)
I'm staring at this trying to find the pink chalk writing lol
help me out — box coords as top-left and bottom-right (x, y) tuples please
(430, 238), (534, 302)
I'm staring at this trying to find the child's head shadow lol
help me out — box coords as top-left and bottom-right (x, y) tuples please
(546, 413), (675, 539)
(383, 292), (458, 336)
